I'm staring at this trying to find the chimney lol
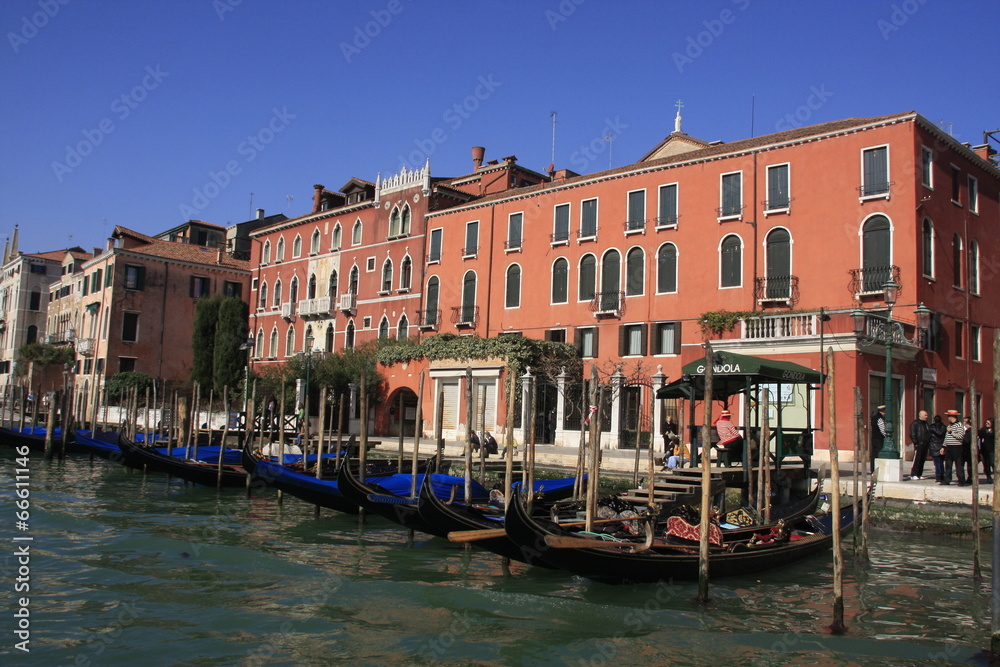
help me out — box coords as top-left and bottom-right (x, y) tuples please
(217, 247), (223, 264)
(93, 247), (102, 257)
(471, 146), (485, 170)
(972, 143), (996, 163)
(256, 208), (265, 220)
(312, 184), (325, 213)
(106, 237), (115, 251)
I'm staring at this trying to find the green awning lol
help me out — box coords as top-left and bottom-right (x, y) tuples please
(656, 350), (821, 400)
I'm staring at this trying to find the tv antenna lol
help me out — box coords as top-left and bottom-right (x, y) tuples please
(550, 111), (558, 167)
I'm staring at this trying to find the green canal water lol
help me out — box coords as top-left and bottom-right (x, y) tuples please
(0, 450), (992, 666)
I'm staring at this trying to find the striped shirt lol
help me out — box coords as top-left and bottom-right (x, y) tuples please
(944, 421), (966, 447)
(715, 418), (741, 446)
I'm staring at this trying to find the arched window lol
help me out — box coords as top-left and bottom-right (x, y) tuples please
(307, 274), (317, 299)
(332, 224), (342, 251)
(304, 325), (315, 352)
(292, 235), (302, 258)
(26, 324), (38, 345)
(579, 254), (596, 301)
(345, 321), (355, 349)
(276, 237), (285, 261)
(401, 206), (411, 235)
(720, 235), (742, 288)
(969, 239), (979, 294)
(262, 241), (271, 264)
(378, 317), (389, 339)
(505, 264), (521, 308)
(255, 330), (264, 358)
(625, 247), (644, 296)
(397, 314), (409, 339)
(289, 277), (299, 303)
(861, 215), (891, 291)
(352, 220), (362, 245)
(325, 323), (334, 352)
(552, 258), (569, 303)
(656, 243), (677, 294)
(285, 327), (295, 356)
(310, 229), (321, 255)
(922, 218), (934, 277)
(953, 233), (963, 288)
(273, 280), (282, 307)
(349, 266), (359, 294)
(424, 276), (440, 327)
(461, 271), (477, 322)
(764, 228), (791, 298)
(381, 259), (393, 293)
(328, 271), (339, 299)
(258, 281), (268, 309)
(269, 328), (278, 357)
(600, 249), (620, 311)
(399, 256), (412, 290)
(389, 208), (401, 237)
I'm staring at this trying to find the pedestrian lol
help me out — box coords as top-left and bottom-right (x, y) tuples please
(662, 416), (678, 454)
(979, 418), (995, 483)
(469, 429), (481, 454)
(870, 405), (887, 472)
(908, 410), (931, 480)
(713, 410), (743, 467)
(942, 409), (967, 485)
(928, 414), (947, 484)
(962, 417), (974, 482)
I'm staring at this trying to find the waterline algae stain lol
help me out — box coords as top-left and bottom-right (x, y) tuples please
(0, 451), (988, 665)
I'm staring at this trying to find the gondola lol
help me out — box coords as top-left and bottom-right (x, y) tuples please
(70, 430), (124, 459)
(0, 426), (87, 454)
(241, 447), (440, 514)
(503, 488), (853, 584)
(116, 435), (248, 487)
(336, 460), (490, 536)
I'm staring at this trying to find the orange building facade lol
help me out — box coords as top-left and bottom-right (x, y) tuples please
(248, 111), (999, 466)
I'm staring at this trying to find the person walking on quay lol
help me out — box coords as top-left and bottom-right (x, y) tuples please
(870, 405), (887, 472)
(908, 410), (931, 480)
(942, 409), (967, 486)
(979, 418), (995, 483)
(928, 414), (947, 484)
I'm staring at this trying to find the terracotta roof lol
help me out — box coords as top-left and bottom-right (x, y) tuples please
(25, 246), (87, 261)
(112, 225), (250, 271)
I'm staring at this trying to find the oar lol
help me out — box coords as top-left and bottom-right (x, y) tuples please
(448, 517), (637, 543)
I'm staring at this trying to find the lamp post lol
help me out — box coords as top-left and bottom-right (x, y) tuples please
(297, 348), (320, 447)
(851, 279), (932, 461)
(239, 335), (254, 431)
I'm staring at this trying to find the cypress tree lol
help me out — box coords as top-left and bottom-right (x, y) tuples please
(191, 294), (223, 389)
(213, 297), (250, 394)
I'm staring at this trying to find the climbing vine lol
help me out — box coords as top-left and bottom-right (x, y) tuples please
(698, 310), (758, 337)
(375, 333), (578, 378)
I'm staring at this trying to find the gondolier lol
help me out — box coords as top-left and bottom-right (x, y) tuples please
(714, 410), (743, 467)
(942, 409), (967, 486)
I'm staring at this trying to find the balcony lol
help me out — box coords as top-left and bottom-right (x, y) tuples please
(76, 338), (95, 357)
(280, 302), (296, 320)
(754, 275), (799, 307)
(298, 297), (332, 318)
(623, 219), (646, 234)
(461, 245), (478, 259)
(416, 309), (440, 330)
(339, 293), (357, 314)
(451, 305), (479, 328)
(849, 265), (900, 298)
(857, 181), (893, 198)
(762, 197), (792, 213)
(590, 290), (624, 318)
(741, 313), (818, 340)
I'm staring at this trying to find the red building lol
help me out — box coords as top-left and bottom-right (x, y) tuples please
(249, 111), (1000, 476)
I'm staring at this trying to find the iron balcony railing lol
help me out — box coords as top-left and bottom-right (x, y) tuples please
(451, 305), (479, 327)
(857, 181), (893, 197)
(754, 275), (799, 305)
(849, 265), (901, 296)
(590, 290), (624, 317)
(416, 309), (440, 329)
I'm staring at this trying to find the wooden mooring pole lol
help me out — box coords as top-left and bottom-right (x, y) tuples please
(991, 329), (1000, 662)
(827, 349), (845, 634)
(971, 377), (981, 583)
(697, 341), (715, 604)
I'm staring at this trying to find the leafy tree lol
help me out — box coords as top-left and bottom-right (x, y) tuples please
(106, 371), (154, 402)
(17, 342), (76, 370)
(191, 294), (223, 388)
(212, 297), (249, 394)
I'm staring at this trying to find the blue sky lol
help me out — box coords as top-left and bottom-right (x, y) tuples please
(2, 0), (997, 254)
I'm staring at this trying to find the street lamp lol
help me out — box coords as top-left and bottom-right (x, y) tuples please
(297, 348), (320, 448)
(239, 335), (254, 433)
(851, 280), (933, 459)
